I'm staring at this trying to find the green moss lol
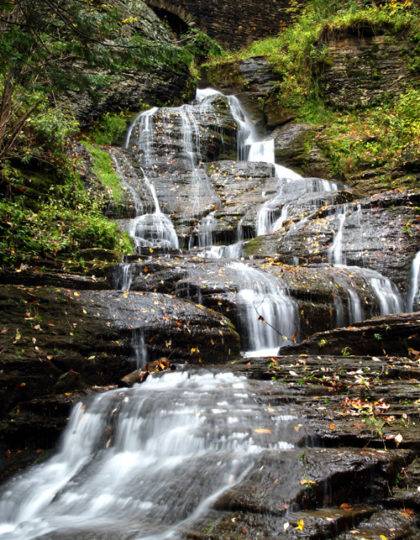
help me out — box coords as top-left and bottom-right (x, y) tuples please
(318, 89), (420, 179)
(0, 168), (132, 268)
(82, 142), (125, 205)
(243, 236), (264, 256)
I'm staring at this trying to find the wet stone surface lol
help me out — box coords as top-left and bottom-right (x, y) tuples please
(243, 189), (420, 295)
(180, 349), (420, 538)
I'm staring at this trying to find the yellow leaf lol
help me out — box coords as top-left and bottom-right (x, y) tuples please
(295, 519), (304, 531)
(380, 535), (387, 540)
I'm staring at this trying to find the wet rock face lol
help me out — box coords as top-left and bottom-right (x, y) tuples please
(272, 121), (334, 179)
(204, 160), (276, 242)
(0, 278), (239, 478)
(317, 31), (417, 109)
(244, 189), (420, 294)
(68, 64), (196, 128)
(129, 97), (238, 169)
(108, 256), (408, 343)
(202, 56), (283, 129)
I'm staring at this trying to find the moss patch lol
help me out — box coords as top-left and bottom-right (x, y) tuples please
(81, 142), (125, 205)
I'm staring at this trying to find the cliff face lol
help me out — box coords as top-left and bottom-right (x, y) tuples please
(203, 21), (420, 196)
(145, 0), (298, 49)
(62, 0), (197, 126)
(317, 29), (417, 109)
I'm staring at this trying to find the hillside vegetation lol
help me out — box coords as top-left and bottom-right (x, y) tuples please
(0, 0), (221, 269)
(204, 0), (420, 192)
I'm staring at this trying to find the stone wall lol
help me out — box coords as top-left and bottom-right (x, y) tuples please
(145, 0), (296, 49)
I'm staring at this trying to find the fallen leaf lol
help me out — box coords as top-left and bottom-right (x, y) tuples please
(395, 433), (403, 447)
(295, 519), (304, 531)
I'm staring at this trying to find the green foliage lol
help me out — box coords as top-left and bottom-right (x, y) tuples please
(183, 29), (224, 63)
(319, 89), (420, 177)
(0, 176), (131, 267)
(0, 0), (194, 170)
(90, 113), (128, 146)
(82, 142), (125, 205)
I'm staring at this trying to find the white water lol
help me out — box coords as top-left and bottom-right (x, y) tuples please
(113, 262), (133, 291)
(0, 371), (296, 540)
(356, 267), (404, 315)
(229, 262), (299, 355)
(408, 251), (420, 311)
(328, 205), (347, 265)
(125, 107), (158, 167)
(128, 168), (179, 250)
(131, 328), (148, 368)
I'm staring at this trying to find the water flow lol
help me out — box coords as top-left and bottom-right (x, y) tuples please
(224, 98), (340, 237)
(229, 262), (299, 355)
(328, 205), (348, 265)
(131, 328), (148, 368)
(113, 262), (133, 291)
(356, 268), (403, 315)
(408, 251), (420, 311)
(125, 107), (158, 166)
(130, 168), (179, 250)
(0, 371), (296, 540)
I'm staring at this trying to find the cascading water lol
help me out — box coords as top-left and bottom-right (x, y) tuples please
(328, 205), (348, 265)
(408, 251), (420, 311)
(229, 262), (299, 356)
(129, 169), (179, 250)
(0, 372), (297, 540)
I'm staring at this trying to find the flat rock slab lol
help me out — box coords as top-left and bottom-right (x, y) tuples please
(281, 311), (420, 357)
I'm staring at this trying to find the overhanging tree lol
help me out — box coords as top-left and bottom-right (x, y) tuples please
(0, 0), (146, 188)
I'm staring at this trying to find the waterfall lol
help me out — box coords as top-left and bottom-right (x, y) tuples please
(229, 262), (299, 355)
(0, 372), (296, 540)
(408, 251), (420, 311)
(125, 107), (158, 167)
(328, 205), (347, 265)
(198, 210), (216, 248)
(113, 262), (133, 291)
(355, 267), (404, 315)
(131, 328), (148, 368)
(1, 83), (416, 539)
